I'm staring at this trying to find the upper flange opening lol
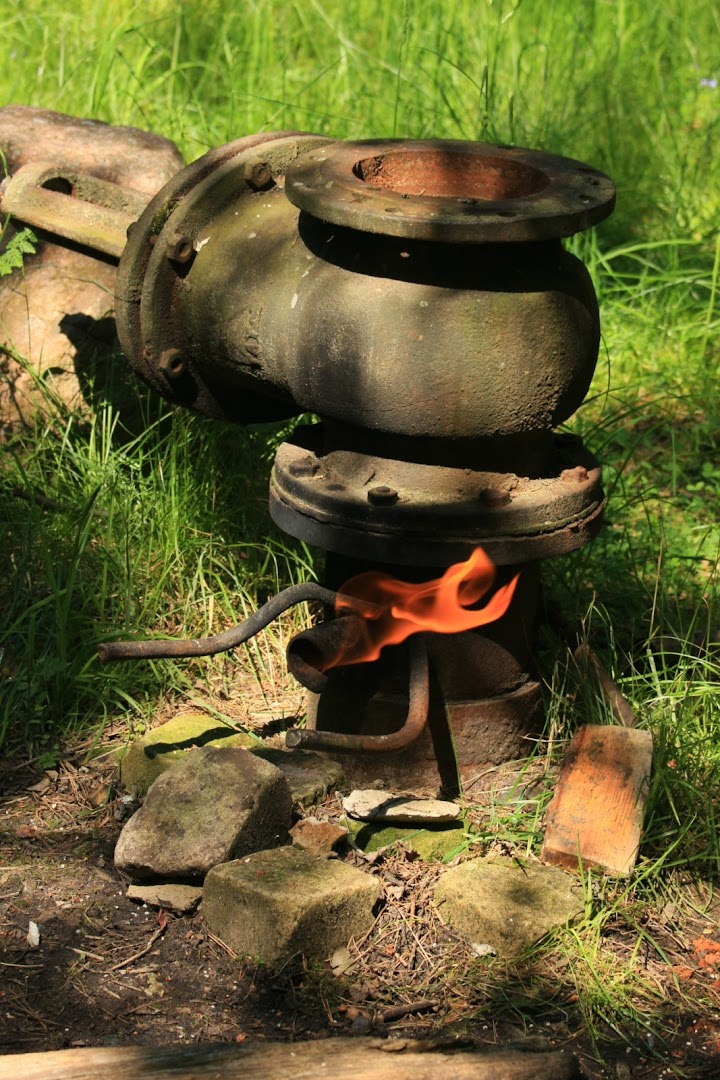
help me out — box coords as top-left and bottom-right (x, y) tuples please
(285, 138), (615, 243)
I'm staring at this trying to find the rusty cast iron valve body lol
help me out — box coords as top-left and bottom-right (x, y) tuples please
(112, 134), (614, 566)
(1, 117), (615, 787)
(1, 129), (614, 565)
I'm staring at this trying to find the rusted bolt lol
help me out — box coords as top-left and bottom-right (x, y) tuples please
(561, 466), (589, 484)
(159, 348), (187, 379)
(243, 159), (273, 191)
(367, 485), (398, 506)
(287, 457), (318, 478)
(479, 486), (510, 507)
(165, 233), (194, 264)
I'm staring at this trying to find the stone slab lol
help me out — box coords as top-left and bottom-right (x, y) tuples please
(114, 747), (292, 882)
(120, 713), (257, 796)
(344, 816), (466, 862)
(203, 846), (380, 964)
(540, 723), (653, 876)
(252, 746), (344, 808)
(342, 789), (460, 825)
(126, 883), (202, 914)
(434, 856), (583, 956)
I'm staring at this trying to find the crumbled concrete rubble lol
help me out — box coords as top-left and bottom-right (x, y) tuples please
(113, 723), (581, 969)
(290, 817), (348, 858)
(114, 746), (292, 882)
(434, 855), (583, 957)
(126, 883), (203, 914)
(203, 846), (380, 964)
(343, 789), (461, 825)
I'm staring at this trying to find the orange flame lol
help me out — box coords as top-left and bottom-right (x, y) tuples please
(331, 546), (519, 668)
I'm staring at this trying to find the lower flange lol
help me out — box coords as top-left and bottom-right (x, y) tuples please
(270, 430), (603, 567)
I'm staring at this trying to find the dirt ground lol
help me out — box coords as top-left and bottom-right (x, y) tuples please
(1, 737), (720, 1079)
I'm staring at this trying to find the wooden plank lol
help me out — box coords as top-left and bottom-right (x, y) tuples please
(541, 723), (653, 876)
(0, 1038), (582, 1080)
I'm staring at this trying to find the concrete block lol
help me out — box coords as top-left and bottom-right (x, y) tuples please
(434, 856), (583, 957)
(203, 846), (380, 964)
(126, 883), (202, 914)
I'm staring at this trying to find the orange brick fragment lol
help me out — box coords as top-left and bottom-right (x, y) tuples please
(540, 724), (653, 876)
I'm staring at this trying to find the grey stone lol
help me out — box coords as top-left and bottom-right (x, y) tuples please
(203, 846), (380, 964)
(470, 942), (497, 957)
(342, 789), (461, 825)
(126, 883), (203, 914)
(434, 856), (583, 957)
(114, 747), (292, 882)
(252, 747), (344, 808)
(120, 712), (257, 797)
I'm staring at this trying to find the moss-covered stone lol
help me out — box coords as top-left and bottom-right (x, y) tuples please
(343, 816), (467, 862)
(203, 846), (379, 964)
(252, 747), (344, 809)
(434, 856), (583, 957)
(120, 713), (257, 796)
(114, 746), (292, 882)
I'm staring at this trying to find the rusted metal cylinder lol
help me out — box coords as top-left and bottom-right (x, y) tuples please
(107, 132), (613, 565)
(286, 615), (369, 693)
(0, 125), (613, 456)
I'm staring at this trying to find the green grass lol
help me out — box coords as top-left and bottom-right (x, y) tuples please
(0, 367), (314, 749)
(1, 0), (720, 1060)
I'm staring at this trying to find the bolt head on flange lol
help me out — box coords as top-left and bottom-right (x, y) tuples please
(159, 348), (187, 379)
(165, 233), (194, 263)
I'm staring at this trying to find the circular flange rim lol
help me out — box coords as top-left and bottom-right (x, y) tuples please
(284, 138), (615, 243)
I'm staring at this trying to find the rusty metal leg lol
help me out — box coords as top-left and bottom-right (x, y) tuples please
(285, 636), (430, 753)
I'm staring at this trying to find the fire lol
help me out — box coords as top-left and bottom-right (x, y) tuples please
(331, 546), (519, 668)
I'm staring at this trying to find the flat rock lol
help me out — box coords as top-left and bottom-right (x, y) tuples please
(343, 817), (466, 862)
(126, 883), (202, 914)
(253, 747), (344, 808)
(203, 846), (380, 964)
(343, 789), (461, 825)
(434, 856), (583, 957)
(114, 747), (292, 883)
(120, 713), (257, 796)
(289, 817), (348, 858)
